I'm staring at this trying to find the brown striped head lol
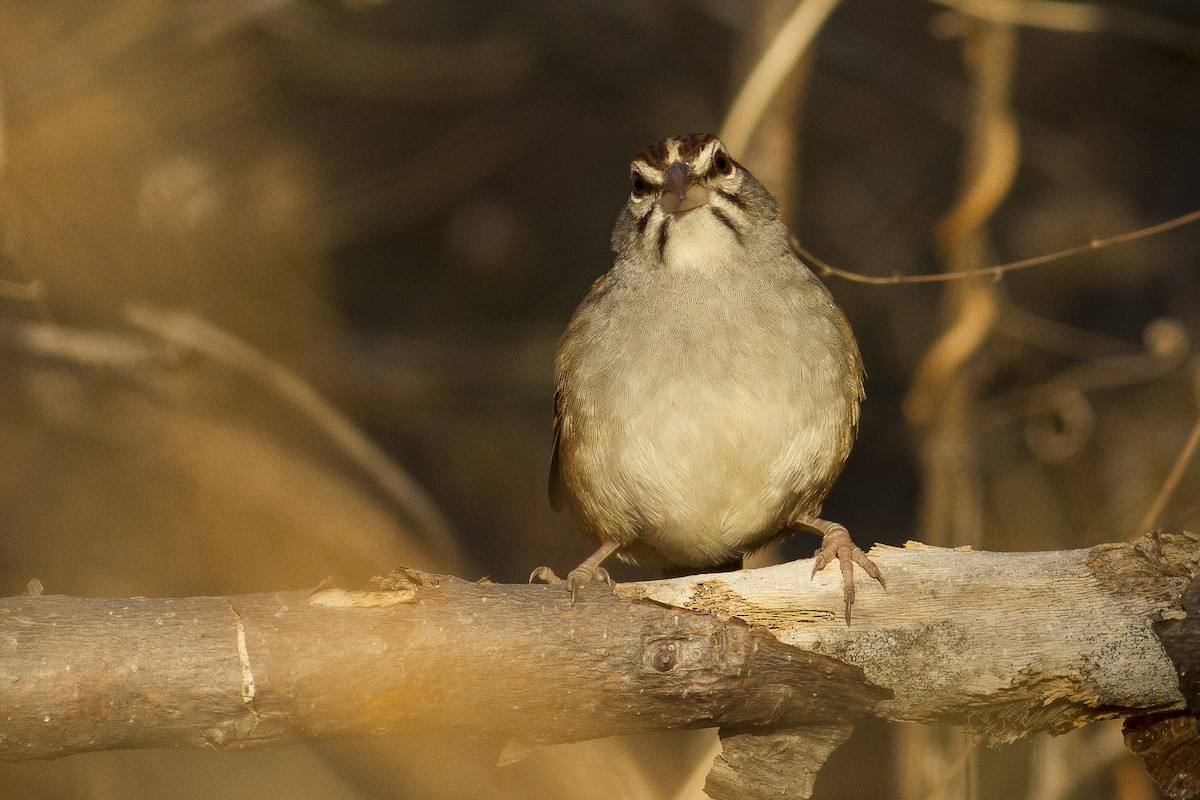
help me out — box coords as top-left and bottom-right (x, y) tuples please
(612, 134), (782, 268)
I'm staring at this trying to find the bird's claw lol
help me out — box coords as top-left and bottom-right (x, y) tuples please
(529, 566), (564, 585)
(530, 564), (613, 604)
(811, 524), (885, 625)
(566, 565), (612, 605)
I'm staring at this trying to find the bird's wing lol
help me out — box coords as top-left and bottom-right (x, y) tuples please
(548, 268), (615, 512)
(548, 388), (566, 511)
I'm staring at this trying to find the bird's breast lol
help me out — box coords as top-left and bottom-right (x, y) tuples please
(557, 268), (859, 566)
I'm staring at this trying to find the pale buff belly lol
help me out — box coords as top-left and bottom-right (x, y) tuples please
(567, 378), (846, 568)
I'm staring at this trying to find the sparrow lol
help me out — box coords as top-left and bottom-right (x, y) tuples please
(535, 133), (883, 623)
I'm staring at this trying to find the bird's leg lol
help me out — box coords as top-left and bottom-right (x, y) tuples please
(791, 515), (885, 625)
(530, 540), (621, 604)
(565, 540), (620, 603)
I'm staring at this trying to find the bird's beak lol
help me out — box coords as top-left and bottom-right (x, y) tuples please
(659, 162), (709, 215)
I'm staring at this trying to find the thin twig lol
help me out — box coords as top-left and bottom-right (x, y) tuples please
(1135, 412), (1200, 539)
(984, 319), (1190, 426)
(795, 207), (1200, 285)
(997, 305), (1141, 360)
(0, 318), (175, 369)
(124, 304), (462, 570)
(903, 17), (1017, 439)
(720, 0), (841, 154)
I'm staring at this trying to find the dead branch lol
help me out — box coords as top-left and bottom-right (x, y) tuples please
(0, 532), (1194, 771)
(0, 571), (884, 764)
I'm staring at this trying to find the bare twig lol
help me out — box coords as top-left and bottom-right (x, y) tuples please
(905, 15), (1017, 532)
(984, 318), (1190, 423)
(124, 305), (462, 571)
(997, 305), (1141, 360)
(1135, 413), (1200, 539)
(720, 0), (841, 154)
(0, 317), (175, 369)
(796, 207), (1200, 286)
(899, 17), (1019, 799)
(975, 319), (1190, 465)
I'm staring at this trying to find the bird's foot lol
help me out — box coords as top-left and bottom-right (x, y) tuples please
(529, 563), (613, 604)
(803, 519), (885, 626)
(531, 541), (621, 604)
(566, 564), (612, 604)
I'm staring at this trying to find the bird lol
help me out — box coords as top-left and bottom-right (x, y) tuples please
(533, 133), (883, 623)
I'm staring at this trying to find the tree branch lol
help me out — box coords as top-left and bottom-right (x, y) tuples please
(0, 571), (884, 762)
(1, 532), (1195, 777)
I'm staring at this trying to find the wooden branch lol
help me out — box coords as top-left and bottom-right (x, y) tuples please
(629, 532), (1196, 742)
(1124, 711), (1200, 800)
(707, 726), (853, 800)
(0, 572), (883, 761)
(1155, 577), (1200, 709)
(0, 532), (1194, 766)
(1126, 576), (1200, 799)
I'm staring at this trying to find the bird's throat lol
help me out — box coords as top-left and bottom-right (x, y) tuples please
(658, 207), (746, 272)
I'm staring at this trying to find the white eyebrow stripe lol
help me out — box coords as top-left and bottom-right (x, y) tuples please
(630, 135), (730, 185)
(631, 162), (664, 182)
(693, 139), (723, 173)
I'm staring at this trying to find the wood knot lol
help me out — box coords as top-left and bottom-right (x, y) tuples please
(641, 634), (719, 674)
(652, 641), (678, 672)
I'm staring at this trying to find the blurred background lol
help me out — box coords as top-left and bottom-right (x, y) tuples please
(0, 0), (1197, 797)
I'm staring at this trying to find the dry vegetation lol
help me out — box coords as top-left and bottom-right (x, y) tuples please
(0, 1), (1198, 799)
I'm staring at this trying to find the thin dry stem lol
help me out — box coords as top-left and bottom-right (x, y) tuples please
(898, 17), (1019, 800)
(730, 0), (816, 226)
(1135, 412), (1200, 539)
(0, 318), (175, 369)
(798, 208), (1200, 286)
(997, 305), (1142, 360)
(905, 19), (1018, 429)
(124, 304), (463, 571)
(719, 0), (841, 154)
(983, 318), (1190, 425)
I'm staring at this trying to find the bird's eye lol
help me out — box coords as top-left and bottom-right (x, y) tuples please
(631, 172), (650, 197)
(713, 150), (733, 175)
